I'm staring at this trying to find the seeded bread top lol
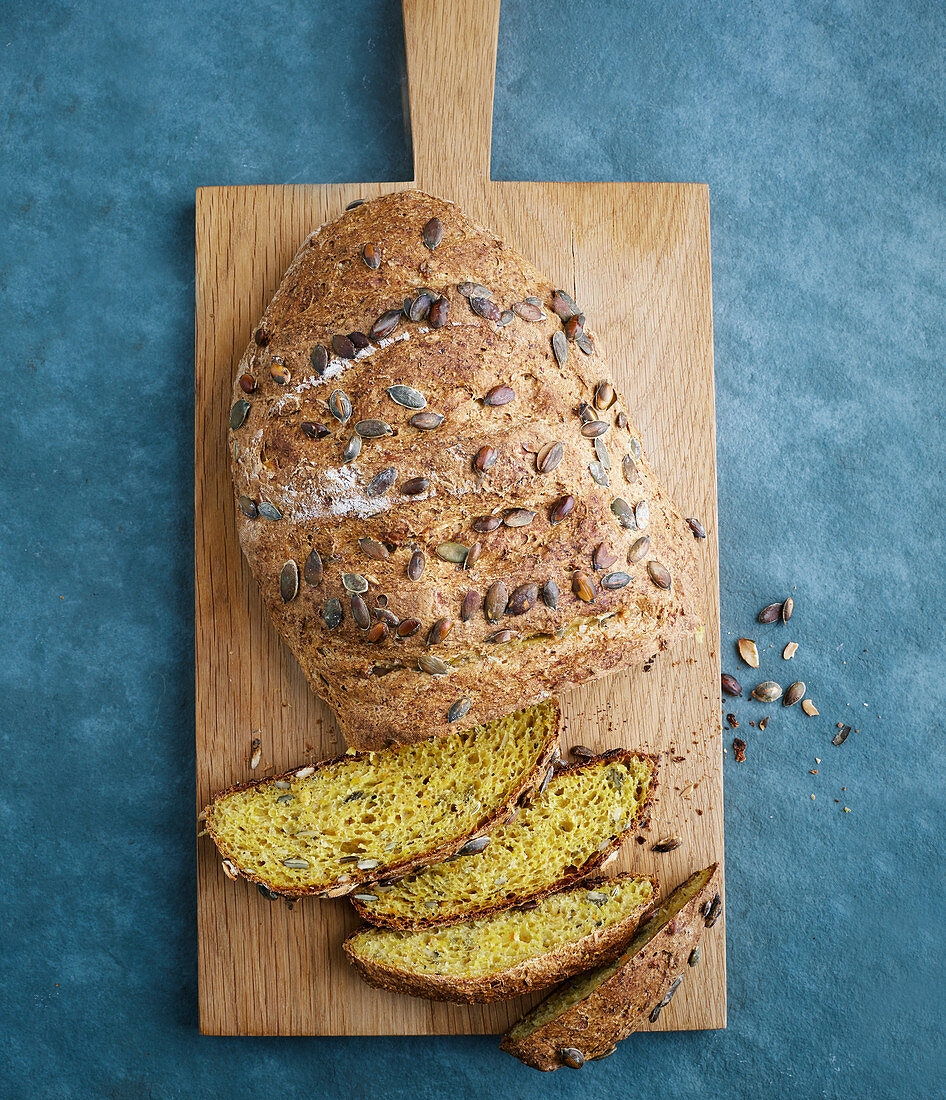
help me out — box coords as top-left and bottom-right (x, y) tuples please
(228, 190), (701, 747)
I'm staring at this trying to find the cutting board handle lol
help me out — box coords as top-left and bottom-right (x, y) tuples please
(402, 0), (501, 194)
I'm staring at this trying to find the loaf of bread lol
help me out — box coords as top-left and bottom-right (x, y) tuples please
(500, 864), (720, 1070)
(344, 873), (656, 1004)
(203, 700), (558, 898)
(228, 190), (701, 748)
(351, 750), (658, 926)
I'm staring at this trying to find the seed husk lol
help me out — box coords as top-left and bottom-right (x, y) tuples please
(301, 420), (330, 440)
(471, 296), (502, 323)
(362, 243), (381, 269)
(475, 445), (498, 471)
(238, 373), (256, 394)
(342, 573), (368, 594)
(588, 460), (609, 487)
(397, 618), (421, 638)
(634, 500), (650, 529)
(759, 716), (770, 731)
(561, 1048), (585, 1070)
(653, 836), (681, 852)
(622, 454), (638, 483)
(367, 622), (388, 643)
(401, 476), (430, 497)
(752, 681), (783, 702)
(229, 400), (251, 429)
(508, 583), (538, 615)
(351, 594), (371, 629)
(572, 570), (596, 602)
(783, 681), (806, 707)
(471, 514), (501, 533)
(238, 495), (258, 519)
(387, 384), (426, 410)
(418, 652), (451, 676)
(503, 508), (535, 528)
(447, 698), (471, 723)
(581, 420), (609, 438)
(331, 334), (356, 360)
(422, 216), (443, 249)
(687, 517), (707, 539)
(537, 441), (564, 474)
(611, 498), (635, 529)
(485, 581), (508, 622)
(576, 333), (595, 356)
(464, 541), (482, 569)
(303, 549), (323, 586)
(258, 502), (282, 521)
(370, 309), (401, 341)
(410, 410), (444, 430)
(358, 537), (389, 561)
(801, 699), (819, 716)
(833, 724), (851, 746)
(551, 290), (578, 320)
(487, 628), (516, 643)
(342, 434), (361, 462)
(721, 673), (743, 697)
(647, 561), (672, 589)
(594, 437), (611, 469)
(428, 295), (449, 328)
(355, 419), (393, 439)
(435, 542), (467, 564)
(408, 290), (435, 322)
(514, 301), (544, 321)
(461, 589), (480, 621)
(782, 597), (794, 622)
(484, 384), (515, 407)
(367, 467), (397, 498)
(542, 578), (559, 610)
(628, 535), (650, 563)
(329, 389), (352, 423)
(758, 602), (783, 624)
(551, 330), (568, 366)
(550, 495), (575, 524)
(737, 638), (760, 668)
(323, 598), (343, 629)
(601, 571), (631, 590)
(407, 550), (425, 581)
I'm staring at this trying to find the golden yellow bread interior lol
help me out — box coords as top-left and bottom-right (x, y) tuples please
(506, 864), (718, 1036)
(347, 874), (655, 980)
(356, 752), (656, 923)
(205, 700), (558, 893)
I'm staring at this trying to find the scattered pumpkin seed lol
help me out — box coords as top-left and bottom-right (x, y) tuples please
(461, 589), (480, 621)
(407, 550), (425, 581)
(564, 315), (583, 340)
(238, 495), (258, 519)
(458, 282), (491, 298)
(281, 858), (310, 870)
(594, 381), (615, 410)
(586, 891), (609, 907)
(594, 437), (611, 469)
(362, 243), (381, 269)
(833, 724), (851, 746)
(615, 410), (627, 428)
(628, 535), (650, 564)
(485, 581), (508, 622)
(782, 597), (794, 622)
(704, 893), (723, 927)
(359, 537), (389, 561)
(401, 476), (429, 496)
(737, 638), (760, 667)
(367, 467), (397, 497)
(353, 893), (378, 903)
(633, 500), (649, 529)
(602, 571), (631, 590)
(370, 310), (401, 341)
(329, 389), (352, 423)
(471, 514), (501, 532)
(782, 642), (798, 661)
(550, 495), (575, 524)
(229, 400), (251, 429)
(422, 217), (443, 249)
(569, 744), (595, 760)
(588, 461), (609, 487)
(801, 699), (819, 716)
(301, 420), (330, 439)
(397, 618), (421, 638)
(367, 622), (388, 643)
(503, 508), (535, 528)
(572, 570), (596, 602)
(721, 673), (743, 697)
(458, 836), (490, 856)
(649, 975), (684, 1022)
(611, 498), (635, 529)
(270, 359), (290, 385)
(464, 541), (482, 569)
(428, 296), (449, 327)
(514, 301), (544, 321)
(448, 698), (471, 723)
(342, 434), (362, 462)
(238, 373), (256, 394)
(542, 578), (559, 610)
(783, 681), (806, 707)
(387, 384), (426, 410)
(561, 1048), (585, 1070)
(759, 716), (770, 731)
(653, 836), (682, 852)
(304, 549), (323, 586)
(373, 607), (399, 627)
(427, 618), (453, 645)
(576, 333), (595, 356)
(475, 445), (498, 471)
(551, 330), (568, 366)
(487, 628), (516, 643)
(577, 402), (595, 424)
(498, 309), (515, 326)
(593, 544), (618, 570)
(687, 517), (707, 539)
(537, 441), (564, 474)
(258, 502), (282, 521)
(647, 561), (672, 589)
(581, 420), (609, 438)
(622, 454), (638, 483)
(508, 583), (538, 615)
(331, 335), (356, 360)
(250, 738), (262, 769)
(279, 560), (299, 603)
(408, 290), (435, 322)
(356, 858), (380, 870)
(410, 410), (443, 430)
(345, 199), (365, 210)
(689, 947), (701, 966)
(254, 325), (270, 346)
(355, 419), (393, 438)
(435, 542), (468, 564)
(471, 296), (501, 322)
(351, 594), (371, 629)
(752, 681), (783, 702)
(484, 384), (515, 407)
(551, 290), (579, 319)
(758, 602), (783, 624)
(342, 573), (369, 594)
(418, 653), (451, 676)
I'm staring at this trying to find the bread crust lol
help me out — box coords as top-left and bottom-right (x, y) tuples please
(343, 872), (658, 1004)
(202, 702), (560, 898)
(350, 749), (660, 928)
(228, 190), (702, 748)
(500, 864), (720, 1070)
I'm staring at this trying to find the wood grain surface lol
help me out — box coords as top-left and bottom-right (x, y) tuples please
(195, 0), (724, 1036)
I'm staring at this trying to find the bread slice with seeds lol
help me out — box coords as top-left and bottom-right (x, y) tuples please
(203, 700), (559, 898)
(344, 873), (657, 1004)
(500, 864), (720, 1071)
(351, 749), (658, 926)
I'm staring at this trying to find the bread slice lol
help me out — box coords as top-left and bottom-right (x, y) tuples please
(500, 863), (721, 1070)
(351, 750), (658, 926)
(203, 700), (559, 898)
(344, 873), (657, 1004)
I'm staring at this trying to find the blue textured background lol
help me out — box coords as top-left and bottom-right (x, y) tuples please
(1, 1), (943, 1097)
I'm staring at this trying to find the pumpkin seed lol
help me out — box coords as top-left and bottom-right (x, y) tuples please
(487, 628), (516, 643)
(588, 460), (609, 486)
(782, 597), (794, 622)
(594, 381), (615, 410)
(542, 578), (559, 610)
(471, 514), (501, 533)
(561, 1048), (585, 1070)
(593, 544), (618, 570)
(419, 652), (450, 676)
(448, 698), (471, 723)
(301, 420), (330, 439)
(273, 780), (291, 790)
(564, 315), (583, 340)
(594, 437), (611, 469)
(461, 589), (480, 621)
(422, 217), (443, 249)
(458, 282), (491, 298)
(649, 976), (683, 1022)
(435, 542), (467, 564)
(783, 642), (798, 660)
(629, 437), (642, 459)
(721, 672), (743, 697)
(401, 476), (429, 496)
(551, 330), (568, 366)
(514, 301), (544, 321)
(484, 384), (515, 407)
(281, 858), (310, 870)
(581, 420), (609, 438)
(737, 638), (760, 668)
(279, 560), (299, 603)
(257, 884), (280, 901)
(353, 893), (378, 903)
(634, 500), (650, 529)
(408, 290), (435, 322)
(758, 602), (783, 624)
(704, 893), (722, 927)
(458, 836), (490, 856)
(615, 410), (627, 428)
(601, 571), (631, 590)
(652, 836), (681, 852)
(306, 344), (328, 376)
(387, 385), (426, 410)
(258, 502), (282, 521)
(503, 508), (535, 528)
(611, 498), (635, 529)
(833, 724), (851, 746)
(350, 332), (371, 350)
(397, 618), (421, 638)
(427, 618), (453, 645)
(471, 296), (501, 322)
(370, 310), (401, 340)
(410, 410), (443, 430)
(537, 441), (564, 474)
(576, 333), (594, 355)
(238, 495), (258, 518)
(464, 541), (482, 569)
(551, 290), (579, 319)
(229, 400), (251, 429)
(569, 744), (594, 760)
(759, 716), (769, 731)
(752, 681), (783, 702)
(475, 445), (498, 471)
(359, 537), (389, 561)
(355, 419), (393, 438)
(342, 434), (361, 462)
(647, 561), (672, 589)
(783, 681), (806, 707)
(407, 550), (425, 581)
(572, 570), (596, 602)
(329, 389), (352, 423)
(367, 621), (388, 643)
(345, 199), (365, 210)
(254, 325), (270, 346)
(362, 243), (381, 269)
(622, 454), (638, 483)
(550, 495), (575, 524)
(342, 573), (369, 594)
(689, 947), (701, 966)
(373, 607), (399, 627)
(367, 467), (397, 497)
(687, 517), (707, 539)
(485, 581), (507, 622)
(577, 402), (595, 424)
(304, 549), (323, 586)
(524, 295), (542, 307)
(331, 334), (356, 360)
(238, 373), (256, 394)
(356, 858), (379, 870)
(270, 359), (290, 385)
(428, 296), (449, 327)
(801, 699), (819, 716)
(351, 595), (371, 629)
(508, 583), (538, 615)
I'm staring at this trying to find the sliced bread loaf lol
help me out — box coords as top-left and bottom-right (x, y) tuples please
(203, 700), (559, 898)
(351, 750), (658, 926)
(344, 873), (657, 1003)
(500, 863), (720, 1070)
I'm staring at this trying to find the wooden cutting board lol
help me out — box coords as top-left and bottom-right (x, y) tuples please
(195, 0), (723, 1036)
